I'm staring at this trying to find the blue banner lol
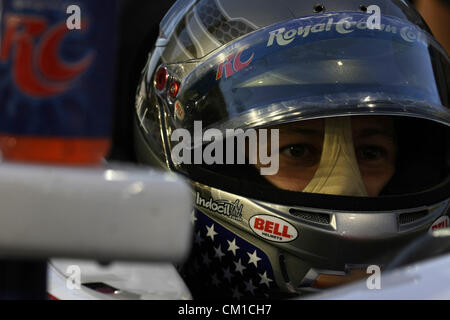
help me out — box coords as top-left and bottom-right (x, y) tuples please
(0, 0), (118, 137)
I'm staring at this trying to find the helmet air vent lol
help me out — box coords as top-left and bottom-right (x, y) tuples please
(398, 210), (429, 225)
(289, 209), (331, 225)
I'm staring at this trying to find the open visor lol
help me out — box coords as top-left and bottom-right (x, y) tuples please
(159, 13), (450, 200)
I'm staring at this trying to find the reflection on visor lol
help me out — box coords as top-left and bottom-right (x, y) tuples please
(167, 12), (449, 132)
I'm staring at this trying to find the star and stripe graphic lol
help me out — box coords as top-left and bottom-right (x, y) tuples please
(181, 209), (277, 300)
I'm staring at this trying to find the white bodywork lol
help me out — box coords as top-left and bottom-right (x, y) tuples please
(305, 253), (450, 300)
(47, 259), (192, 300)
(0, 162), (194, 300)
(0, 163), (192, 262)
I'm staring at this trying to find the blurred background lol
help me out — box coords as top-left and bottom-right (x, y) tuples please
(412, 0), (450, 53)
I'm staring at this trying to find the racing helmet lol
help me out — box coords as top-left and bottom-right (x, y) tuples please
(133, 0), (450, 299)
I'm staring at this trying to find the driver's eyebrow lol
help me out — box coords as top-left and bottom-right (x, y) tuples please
(357, 128), (395, 140)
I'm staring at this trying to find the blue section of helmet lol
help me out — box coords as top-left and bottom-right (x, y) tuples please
(177, 11), (446, 129)
(222, 12), (429, 56)
(185, 208), (278, 299)
(0, 0), (117, 137)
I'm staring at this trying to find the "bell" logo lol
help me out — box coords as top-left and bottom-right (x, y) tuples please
(216, 45), (254, 80)
(249, 215), (298, 243)
(0, 15), (94, 97)
(429, 216), (449, 232)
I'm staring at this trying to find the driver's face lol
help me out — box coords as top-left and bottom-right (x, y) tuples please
(257, 116), (397, 197)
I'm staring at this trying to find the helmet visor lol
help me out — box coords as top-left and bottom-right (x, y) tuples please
(160, 12), (450, 199)
(166, 12), (449, 130)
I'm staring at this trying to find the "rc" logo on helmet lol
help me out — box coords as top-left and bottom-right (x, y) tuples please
(216, 45), (254, 80)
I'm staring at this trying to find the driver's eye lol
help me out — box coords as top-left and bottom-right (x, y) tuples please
(279, 144), (321, 167)
(283, 145), (307, 158)
(356, 145), (386, 162)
